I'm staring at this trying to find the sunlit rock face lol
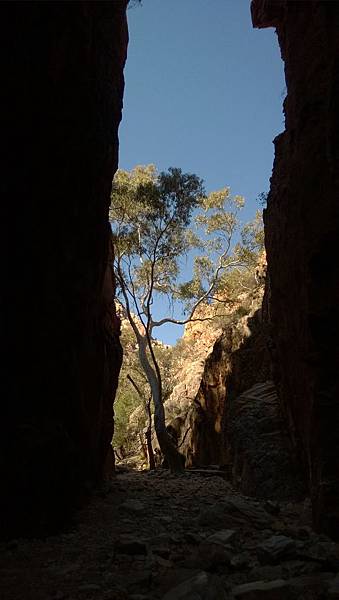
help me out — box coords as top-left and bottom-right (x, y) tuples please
(166, 287), (268, 468)
(165, 318), (226, 467)
(252, 0), (339, 537)
(0, 2), (127, 537)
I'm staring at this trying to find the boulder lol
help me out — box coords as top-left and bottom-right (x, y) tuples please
(199, 496), (273, 530)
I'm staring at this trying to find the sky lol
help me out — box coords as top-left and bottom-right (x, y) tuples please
(118, 0), (285, 345)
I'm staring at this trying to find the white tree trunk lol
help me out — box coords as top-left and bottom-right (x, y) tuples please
(138, 337), (184, 473)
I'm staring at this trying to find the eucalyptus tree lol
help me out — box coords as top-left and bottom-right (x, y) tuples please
(109, 165), (245, 472)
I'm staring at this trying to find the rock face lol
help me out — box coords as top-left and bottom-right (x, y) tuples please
(165, 323), (227, 467)
(164, 293), (260, 468)
(0, 2), (128, 536)
(228, 382), (303, 500)
(252, 1), (339, 535)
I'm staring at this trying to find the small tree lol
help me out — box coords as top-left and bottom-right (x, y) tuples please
(109, 165), (246, 472)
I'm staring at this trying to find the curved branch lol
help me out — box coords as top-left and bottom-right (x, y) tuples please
(152, 315), (215, 328)
(152, 258), (242, 328)
(116, 259), (144, 344)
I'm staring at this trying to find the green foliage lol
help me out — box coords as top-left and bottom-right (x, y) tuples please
(110, 165), (205, 306)
(114, 389), (140, 449)
(258, 191), (268, 208)
(110, 165), (204, 248)
(241, 210), (265, 261)
(234, 305), (250, 319)
(113, 325), (146, 449)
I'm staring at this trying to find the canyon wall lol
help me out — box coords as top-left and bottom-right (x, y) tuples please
(165, 284), (302, 500)
(0, 2), (128, 537)
(252, 0), (339, 536)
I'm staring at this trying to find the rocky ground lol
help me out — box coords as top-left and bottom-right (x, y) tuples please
(1, 470), (339, 600)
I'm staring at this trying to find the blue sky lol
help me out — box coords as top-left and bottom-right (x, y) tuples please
(118, 0), (285, 344)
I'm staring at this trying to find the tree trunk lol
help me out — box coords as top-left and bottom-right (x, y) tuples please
(146, 398), (156, 470)
(138, 339), (184, 473)
(152, 388), (184, 473)
(127, 373), (156, 470)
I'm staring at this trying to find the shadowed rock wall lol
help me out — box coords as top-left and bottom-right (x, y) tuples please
(252, 0), (339, 536)
(0, 1), (127, 537)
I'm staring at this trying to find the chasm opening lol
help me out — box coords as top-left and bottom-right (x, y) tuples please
(112, 0), (286, 477)
(2, 2), (339, 597)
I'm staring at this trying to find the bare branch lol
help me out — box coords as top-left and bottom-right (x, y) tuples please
(152, 315), (214, 327)
(207, 295), (235, 304)
(127, 373), (147, 402)
(116, 259), (144, 344)
(178, 426), (191, 449)
(127, 259), (148, 333)
(145, 215), (176, 338)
